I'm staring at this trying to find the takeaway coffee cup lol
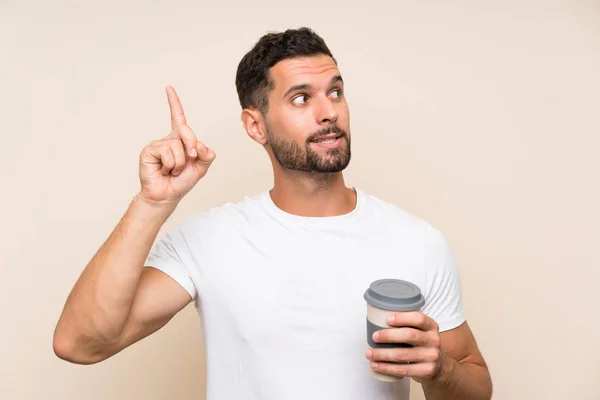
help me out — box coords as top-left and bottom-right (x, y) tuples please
(364, 278), (426, 382)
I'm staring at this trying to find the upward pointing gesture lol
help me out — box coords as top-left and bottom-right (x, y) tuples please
(138, 86), (216, 206)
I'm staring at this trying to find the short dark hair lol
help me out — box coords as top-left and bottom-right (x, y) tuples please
(235, 27), (336, 114)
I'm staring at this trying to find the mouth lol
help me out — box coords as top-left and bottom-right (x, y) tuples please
(310, 133), (344, 148)
(310, 133), (343, 145)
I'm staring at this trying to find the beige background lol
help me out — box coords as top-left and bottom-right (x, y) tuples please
(1, 1), (599, 399)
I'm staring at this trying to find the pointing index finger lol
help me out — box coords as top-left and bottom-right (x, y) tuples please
(166, 85), (187, 130)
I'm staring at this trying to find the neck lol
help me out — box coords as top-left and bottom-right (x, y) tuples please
(269, 169), (357, 217)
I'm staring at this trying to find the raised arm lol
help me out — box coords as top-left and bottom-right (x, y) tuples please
(53, 86), (216, 364)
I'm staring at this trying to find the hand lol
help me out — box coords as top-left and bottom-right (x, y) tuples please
(138, 86), (216, 205)
(365, 311), (445, 383)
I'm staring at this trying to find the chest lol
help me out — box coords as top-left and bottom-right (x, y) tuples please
(198, 229), (426, 350)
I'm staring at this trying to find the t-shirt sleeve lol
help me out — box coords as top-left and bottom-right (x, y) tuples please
(421, 224), (466, 332)
(144, 218), (198, 300)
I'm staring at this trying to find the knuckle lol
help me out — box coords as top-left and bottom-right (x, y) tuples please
(393, 364), (407, 376)
(406, 329), (418, 342)
(430, 334), (441, 348)
(169, 139), (184, 152)
(426, 363), (437, 376)
(162, 158), (174, 168)
(160, 150), (173, 163)
(393, 348), (407, 362)
(422, 348), (433, 362)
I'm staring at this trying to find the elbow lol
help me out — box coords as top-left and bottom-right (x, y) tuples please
(476, 365), (494, 400)
(52, 328), (110, 365)
(52, 335), (77, 363)
(485, 376), (494, 400)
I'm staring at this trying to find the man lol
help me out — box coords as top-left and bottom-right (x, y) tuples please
(54, 27), (492, 399)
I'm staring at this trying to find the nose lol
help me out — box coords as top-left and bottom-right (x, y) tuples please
(316, 97), (338, 125)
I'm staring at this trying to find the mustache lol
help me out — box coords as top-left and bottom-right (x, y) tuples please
(307, 125), (348, 142)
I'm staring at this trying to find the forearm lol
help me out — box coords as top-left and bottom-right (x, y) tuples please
(54, 194), (176, 350)
(422, 353), (492, 400)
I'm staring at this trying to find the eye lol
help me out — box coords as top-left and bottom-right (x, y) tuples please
(292, 94), (308, 105)
(330, 89), (343, 99)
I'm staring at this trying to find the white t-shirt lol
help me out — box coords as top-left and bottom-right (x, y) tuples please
(145, 188), (466, 400)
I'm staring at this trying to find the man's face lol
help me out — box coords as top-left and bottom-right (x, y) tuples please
(263, 55), (351, 173)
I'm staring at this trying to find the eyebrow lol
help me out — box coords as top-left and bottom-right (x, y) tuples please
(283, 75), (344, 98)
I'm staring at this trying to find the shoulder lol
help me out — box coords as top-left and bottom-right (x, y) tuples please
(171, 191), (266, 234)
(357, 189), (452, 251)
(358, 189), (433, 232)
(200, 191), (266, 222)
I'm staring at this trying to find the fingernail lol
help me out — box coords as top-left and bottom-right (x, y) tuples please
(190, 148), (197, 158)
(386, 315), (395, 324)
(373, 332), (379, 341)
(365, 350), (372, 359)
(371, 362), (379, 370)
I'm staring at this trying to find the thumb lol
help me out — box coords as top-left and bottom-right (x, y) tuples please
(195, 142), (216, 166)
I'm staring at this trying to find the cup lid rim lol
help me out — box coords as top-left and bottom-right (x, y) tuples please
(363, 279), (425, 311)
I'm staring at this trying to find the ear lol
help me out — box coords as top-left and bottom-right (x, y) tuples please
(241, 108), (267, 145)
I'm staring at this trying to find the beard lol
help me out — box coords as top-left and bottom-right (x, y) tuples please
(266, 124), (352, 173)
